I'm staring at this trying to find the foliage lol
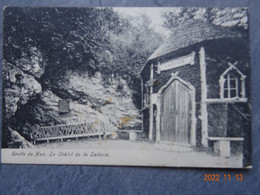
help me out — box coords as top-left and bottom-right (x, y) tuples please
(3, 7), (163, 111)
(100, 12), (163, 107)
(162, 8), (248, 31)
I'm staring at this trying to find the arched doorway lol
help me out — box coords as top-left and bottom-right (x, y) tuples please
(157, 74), (196, 145)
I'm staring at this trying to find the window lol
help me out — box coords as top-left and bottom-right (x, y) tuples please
(219, 62), (246, 100)
(223, 74), (238, 98)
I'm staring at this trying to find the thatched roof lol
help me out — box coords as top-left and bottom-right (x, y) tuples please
(148, 20), (244, 61)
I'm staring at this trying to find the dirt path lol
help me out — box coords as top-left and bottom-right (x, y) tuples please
(35, 139), (243, 168)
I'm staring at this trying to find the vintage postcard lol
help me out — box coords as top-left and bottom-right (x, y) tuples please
(1, 7), (252, 168)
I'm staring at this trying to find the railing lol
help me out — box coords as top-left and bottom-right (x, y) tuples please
(31, 121), (109, 144)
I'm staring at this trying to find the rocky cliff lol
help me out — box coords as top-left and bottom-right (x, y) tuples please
(13, 70), (142, 136)
(2, 7), (162, 147)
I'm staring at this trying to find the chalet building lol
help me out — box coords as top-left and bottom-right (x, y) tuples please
(140, 21), (251, 158)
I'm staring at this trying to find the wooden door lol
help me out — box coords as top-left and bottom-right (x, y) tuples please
(161, 80), (191, 144)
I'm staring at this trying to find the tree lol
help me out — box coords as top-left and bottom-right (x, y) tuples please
(162, 8), (248, 31)
(3, 7), (163, 125)
(102, 12), (163, 108)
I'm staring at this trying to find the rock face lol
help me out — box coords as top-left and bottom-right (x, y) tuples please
(3, 7), (153, 146)
(7, 127), (35, 148)
(3, 45), (45, 118)
(3, 42), (142, 147)
(3, 60), (42, 119)
(3, 43), (143, 144)
(12, 70), (142, 137)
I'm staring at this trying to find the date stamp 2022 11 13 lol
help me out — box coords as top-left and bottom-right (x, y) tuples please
(204, 174), (244, 181)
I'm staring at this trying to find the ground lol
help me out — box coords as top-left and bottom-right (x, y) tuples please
(35, 138), (243, 168)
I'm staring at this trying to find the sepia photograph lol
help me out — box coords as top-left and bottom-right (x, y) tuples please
(1, 7), (252, 168)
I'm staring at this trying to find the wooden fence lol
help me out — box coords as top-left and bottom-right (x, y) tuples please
(30, 121), (109, 144)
